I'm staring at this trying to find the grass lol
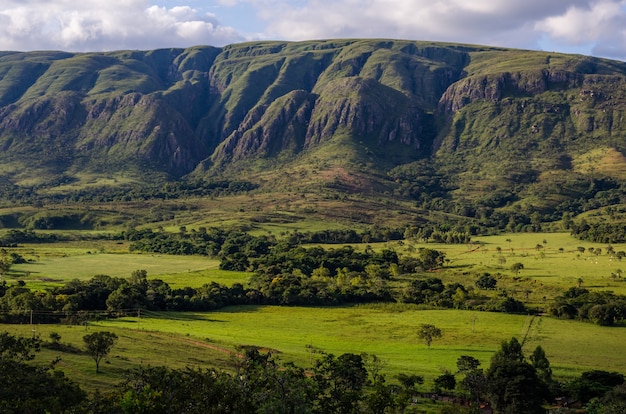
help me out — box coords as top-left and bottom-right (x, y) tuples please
(5, 231), (626, 298)
(398, 232), (626, 302)
(94, 305), (626, 381)
(5, 303), (625, 394)
(8, 246), (248, 289)
(3, 231), (626, 393)
(0, 323), (235, 392)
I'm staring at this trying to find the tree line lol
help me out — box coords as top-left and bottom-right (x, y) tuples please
(570, 219), (626, 243)
(0, 246), (529, 320)
(548, 287), (626, 326)
(0, 178), (258, 205)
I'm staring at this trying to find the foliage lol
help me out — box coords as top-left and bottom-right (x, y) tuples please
(566, 370), (625, 404)
(485, 337), (549, 414)
(0, 332), (85, 413)
(475, 273), (497, 290)
(433, 372), (456, 392)
(548, 287), (626, 325)
(571, 219), (626, 244)
(83, 331), (118, 373)
(417, 324), (442, 348)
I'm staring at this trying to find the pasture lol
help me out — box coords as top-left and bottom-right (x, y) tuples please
(97, 305), (623, 381)
(7, 247), (248, 290)
(3, 231), (626, 400)
(6, 232), (626, 294)
(4, 304), (625, 393)
(0, 322), (235, 392)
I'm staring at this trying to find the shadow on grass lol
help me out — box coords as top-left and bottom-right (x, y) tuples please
(140, 311), (213, 321)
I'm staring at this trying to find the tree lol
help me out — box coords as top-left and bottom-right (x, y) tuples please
(434, 372), (456, 393)
(476, 273), (497, 290)
(0, 332), (85, 413)
(486, 358), (547, 414)
(130, 269), (148, 293)
(236, 347), (315, 414)
(106, 285), (144, 312)
(510, 262), (524, 275)
(457, 355), (481, 373)
(457, 356), (486, 405)
(49, 332), (62, 349)
(585, 382), (626, 413)
(395, 373), (423, 411)
(417, 324), (442, 348)
(486, 337), (548, 414)
(567, 370), (625, 404)
(313, 352), (368, 414)
(83, 331), (118, 373)
(0, 252), (12, 278)
(493, 337), (524, 362)
(530, 345), (553, 385)
(418, 248), (445, 271)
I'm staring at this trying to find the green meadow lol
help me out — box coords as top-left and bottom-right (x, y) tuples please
(0, 323), (234, 392)
(3, 304), (625, 392)
(8, 246), (249, 289)
(7, 232), (626, 295)
(3, 231), (626, 393)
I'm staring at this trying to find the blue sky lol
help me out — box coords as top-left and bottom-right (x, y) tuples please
(1, 0), (626, 61)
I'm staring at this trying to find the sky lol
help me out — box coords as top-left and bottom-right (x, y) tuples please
(1, 0), (626, 61)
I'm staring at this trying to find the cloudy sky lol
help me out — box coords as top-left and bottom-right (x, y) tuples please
(1, 0), (626, 61)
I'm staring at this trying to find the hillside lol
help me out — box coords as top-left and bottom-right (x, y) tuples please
(1, 40), (626, 229)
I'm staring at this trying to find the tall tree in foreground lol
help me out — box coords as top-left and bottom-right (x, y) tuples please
(83, 331), (118, 373)
(313, 352), (368, 414)
(486, 337), (548, 414)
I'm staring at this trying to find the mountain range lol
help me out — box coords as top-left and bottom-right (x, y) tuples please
(2, 39), (626, 224)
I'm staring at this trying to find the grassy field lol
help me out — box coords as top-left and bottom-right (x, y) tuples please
(5, 231), (626, 301)
(324, 232), (626, 305)
(4, 304), (625, 394)
(3, 231), (626, 396)
(0, 323), (235, 392)
(7, 243), (249, 289)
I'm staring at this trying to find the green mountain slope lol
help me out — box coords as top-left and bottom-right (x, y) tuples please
(1, 39), (626, 227)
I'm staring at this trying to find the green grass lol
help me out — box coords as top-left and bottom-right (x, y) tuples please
(5, 231), (626, 299)
(2, 229), (626, 396)
(91, 305), (626, 383)
(2, 231), (626, 393)
(0, 323), (235, 392)
(396, 232), (626, 302)
(8, 248), (249, 289)
(1, 303), (616, 393)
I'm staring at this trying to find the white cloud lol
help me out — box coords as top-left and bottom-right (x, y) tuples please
(257, 0), (626, 60)
(536, 0), (626, 59)
(0, 0), (245, 52)
(1, 0), (626, 60)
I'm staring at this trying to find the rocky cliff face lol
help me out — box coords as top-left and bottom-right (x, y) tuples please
(0, 40), (625, 192)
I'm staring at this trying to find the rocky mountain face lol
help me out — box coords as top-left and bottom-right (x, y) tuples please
(1, 40), (626, 204)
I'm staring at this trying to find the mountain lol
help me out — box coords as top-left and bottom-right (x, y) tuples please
(1, 39), (626, 227)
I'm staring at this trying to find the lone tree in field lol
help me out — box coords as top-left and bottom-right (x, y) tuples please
(511, 262), (524, 275)
(83, 331), (117, 373)
(417, 324), (442, 349)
